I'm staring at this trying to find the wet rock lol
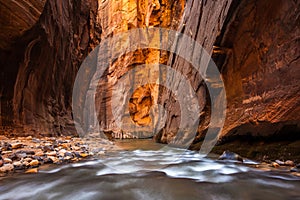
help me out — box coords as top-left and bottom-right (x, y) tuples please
(1, 150), (12, 155)
(26, 136), (33, 140)
(48, 156), (60, 164)
(15, 153), (27, 159)
(61, 143), (70, 149)
(32, 138), (41, 143)
(35, 151), (44, 157)
(64, 156), (72, 161)
(271, 162), (280, 168)
(11, 143), (23, 149)
(74, 152), (81, 158)
(3, 158), (12, 164)
(284, 160), (294, 166)
(0, 164), (14, 173)
(43, 145), (54, 152)
(58, 149), (67, 157)
(42, 157), (53, 164)
(16, 150), (35, 155)
(79, 153), (89, 158)
(24, 157), (33, 163)
(275, 160), (285, 165)
(218, 151), (243, 162)
(46, 151), (57, 156)
(64, 152), (73, 157)
(29, 160), (39, 167)
(32, 156), (43, 162)
(13, 161), (24, 170)
(25, 168), (38, 174)
(0, 142), (12, 151)
(290, 167), (299, 173)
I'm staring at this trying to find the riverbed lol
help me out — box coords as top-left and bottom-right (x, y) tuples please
(0, 139), (300, 200)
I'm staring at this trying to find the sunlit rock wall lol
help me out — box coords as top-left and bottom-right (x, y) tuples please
(94, 0), (184, 138)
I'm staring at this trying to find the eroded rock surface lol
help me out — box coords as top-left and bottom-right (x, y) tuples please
(215, 0), (300, 141)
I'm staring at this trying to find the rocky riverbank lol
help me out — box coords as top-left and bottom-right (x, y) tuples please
(1, 136), (300, 177)
(0, 135), (117, 175)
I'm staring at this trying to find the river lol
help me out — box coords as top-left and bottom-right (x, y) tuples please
(0, 140), (300, 200)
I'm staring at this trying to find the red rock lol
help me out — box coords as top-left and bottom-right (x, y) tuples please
(25, 168), (38, 174)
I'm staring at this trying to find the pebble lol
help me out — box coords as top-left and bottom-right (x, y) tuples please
(25, 168), (38, 174)
(24, 157), (33, 163)
(61, 143), (70, 149)
(43, 146), (54, 152)
(64, 152), (73, 157)
(26, 136), (33, 140)
(4, 158), (12, 164)
(64, 156), (72, 161)
(46, 151), (57, 156)
(35, 151), (44, 157)
(284, 160), (294, 166)
(218, 151), (243, 162)
(16, 150), (35, 155)
(1, 150), (12, 155)
(275, 160), (285, 165)
(0, 164), (14, 173)
(79, 153), (89, 158)
(43, 157), (53, 164)
(0, 136), (113, 175)
(290, 167), (299, 172)
(11, 143), (23, 149)
(48, 156), (60, 164)
(16, 153), (27, 159)
(271, 162), (280, 168)
(13, 161), (24, 170)
(29, 160), (39, 167)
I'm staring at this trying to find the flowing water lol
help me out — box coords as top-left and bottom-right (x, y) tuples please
(0, 140), (300, 200)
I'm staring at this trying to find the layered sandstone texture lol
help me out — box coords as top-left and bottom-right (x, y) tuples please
(216, 0), (300, 141)
(0, 0), (101, 136)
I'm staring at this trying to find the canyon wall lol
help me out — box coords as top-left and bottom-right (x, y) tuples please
(215, 0), (300, 142)
(0, 0), (101, 136)
(0, 0), (299, 146)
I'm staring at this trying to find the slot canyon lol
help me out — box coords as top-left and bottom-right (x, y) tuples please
(0, 0), (300, 199)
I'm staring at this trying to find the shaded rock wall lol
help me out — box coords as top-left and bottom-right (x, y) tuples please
(156, 0), (233, 143)
(0, 0), (46, 49)
(155, 0), (300, 145)
(0, 0), (101, 136)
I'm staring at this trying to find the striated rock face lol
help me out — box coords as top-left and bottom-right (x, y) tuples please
(0, 0), (46, 49)
(0, 0), (101, 136)
(156, 0), (233, 144)
(155, 0), (300, 145)
(215, 0), (300, 141)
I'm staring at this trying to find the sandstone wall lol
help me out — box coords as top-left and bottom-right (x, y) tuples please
(0, 0), (101, 136)
(217, 0), (300, 142)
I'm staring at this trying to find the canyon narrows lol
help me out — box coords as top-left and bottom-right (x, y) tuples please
(1, 1), (300, 199)
(0, 0), (300, 158)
